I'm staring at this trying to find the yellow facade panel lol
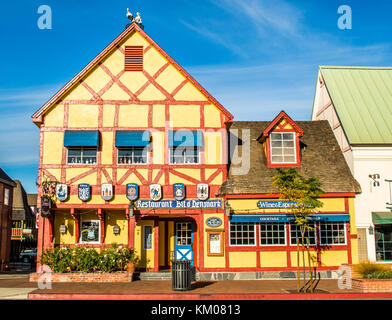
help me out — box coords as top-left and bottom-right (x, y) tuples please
(320, 250), (348, 267)
(205, 132), (222, 164)
(152, 105), (166, 127)
(229, 252), (257, 268)
(44, 104), (64, 127)
(138, 84), (167, 101)
(204, 105), (222, 128)
(169, 169), (200, 185)
(68, 105), (99, 128)
(173, 82), (208, 101)
(118, 71), (149, 95)
(42, 132), (63, 164)
(169, 105), (200, 127)
(260, 251), (287, 268)
(152, 131), (165, 164)
(83, 65), (112, 94)
(143, 47), (168, 77)
(54, 213), (75, 244)
(45, 169), (62, 182)
(155, 64), (186, 94)
(290, 251), (318, 268)
(101, 49), (125, 77)
(63, 83), (93, 101)
(120, 30), (149, 48)
(101, 83), (130, 101)
(102, 105), (116, 127)
(101, 132), (113, 165)
(134, 220), (154, 269)
(118, 105), (148, 127)
(104, 211), (128, 245)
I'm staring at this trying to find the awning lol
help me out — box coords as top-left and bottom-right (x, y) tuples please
(115, 130), (150, 147)
(372, 212), (392, 225)
(230, 213), (350, 223)
(168, 130), (203, 147)
(64, 130), (99, 147)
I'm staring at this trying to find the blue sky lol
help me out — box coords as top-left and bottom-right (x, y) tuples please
(1, 0), (392, 193)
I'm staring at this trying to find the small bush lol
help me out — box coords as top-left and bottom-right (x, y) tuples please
(364, 271), (392, 279)
(354, 260), (392, 278)
(40, 244), (135, 273)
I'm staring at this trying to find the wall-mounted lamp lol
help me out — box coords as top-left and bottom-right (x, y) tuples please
(59, 224), (67, 235)
(368, 225), (374, 235)
(369, 174), (380, 187)
(129, 200), (134, 217)
(113, 224), (120, 235)
(224, 199), (231, 217)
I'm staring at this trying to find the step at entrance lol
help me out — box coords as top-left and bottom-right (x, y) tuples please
(137, 271), (172, 280)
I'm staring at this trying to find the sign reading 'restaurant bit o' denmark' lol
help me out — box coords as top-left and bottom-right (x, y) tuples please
(136, 200), (222, 209)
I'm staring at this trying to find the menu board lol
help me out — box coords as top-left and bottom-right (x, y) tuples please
(207, 231), (224, 256)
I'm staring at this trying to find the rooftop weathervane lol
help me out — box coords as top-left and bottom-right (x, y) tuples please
(126, 8), (143, 29)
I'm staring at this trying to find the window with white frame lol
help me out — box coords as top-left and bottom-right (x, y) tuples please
(270, 132), (296, 164)
(144, 225), (153, 250)
(169, 147), (199, 164)
(319, 222), (346, 245)
(118, 147), (147, 164)
(289, 223), (316, 245)
(260, 223), (286, 245)
(67, 147), (97, 164)
(80, 220), (100, 244)
(229, 222), (256, 246)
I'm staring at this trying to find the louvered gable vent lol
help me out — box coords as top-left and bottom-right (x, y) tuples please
(124, 46), (143, 71)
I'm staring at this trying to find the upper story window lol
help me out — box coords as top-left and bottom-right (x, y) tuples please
(168, 130), (203, 165)
(270, 132), (296, 164)
(67, 148), (97, 164)
(257, 111), (303, 168)
(125, 46), (143, 71)
(115, 130), (150, 165)
(64, 130), (99, 165)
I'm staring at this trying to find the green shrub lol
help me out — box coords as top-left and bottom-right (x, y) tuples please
(364, 271), (392, 279)
(354, 260), (392, 278)
(39, 245), (135, 273)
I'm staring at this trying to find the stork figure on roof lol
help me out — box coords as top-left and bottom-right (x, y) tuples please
(126, 8), (143, 28)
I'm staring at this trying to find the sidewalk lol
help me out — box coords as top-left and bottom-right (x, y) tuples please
(26, 278), (392, 300)
(0, 274), (37, 300)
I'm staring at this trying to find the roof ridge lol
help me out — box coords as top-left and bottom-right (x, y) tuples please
(320, 66), (392, 70)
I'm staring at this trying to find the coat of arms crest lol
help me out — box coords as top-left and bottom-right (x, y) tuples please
(56, 184), (68, 202)
(197, 183), (209, 201)
(150, 184), (162, 201)
(126, 183), (138, 201)
(78, 184), (90, 202)
(101, 184), (113, 201)
(173, 183), (185, 201)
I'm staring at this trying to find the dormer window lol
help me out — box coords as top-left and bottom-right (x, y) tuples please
(270, 132), (296, 164)
(257, 111), (303, 168)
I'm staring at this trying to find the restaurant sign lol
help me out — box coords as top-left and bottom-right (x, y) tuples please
(136, 199), (222, 209)
(257, 201), (297, 209)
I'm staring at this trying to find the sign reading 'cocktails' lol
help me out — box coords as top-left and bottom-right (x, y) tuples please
(136, 199), (222, 209)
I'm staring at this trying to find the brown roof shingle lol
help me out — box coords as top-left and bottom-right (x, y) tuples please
(220, 120), (361, 195)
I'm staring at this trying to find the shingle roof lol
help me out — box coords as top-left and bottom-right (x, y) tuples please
(317, 66), (392, 144)
(0, 168), (16, 187)
(219, 120), (361, 195)
(12, 180), (34, 220)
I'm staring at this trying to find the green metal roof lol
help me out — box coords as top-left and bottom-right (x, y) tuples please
(318, 66), (392, 145)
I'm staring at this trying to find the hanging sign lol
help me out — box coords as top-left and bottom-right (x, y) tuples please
(150, 184), (162, 201)
(197, 183), (209, 201)
(206, 217), (222, 228)
(56, 184), (68, 202)
(101, 184), (113, 201)
(126, 183), (138, 201)
(173, 183), (185, 201)
(78, 184), (90, 202)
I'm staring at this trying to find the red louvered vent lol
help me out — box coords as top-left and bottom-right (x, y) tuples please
(124, 46), (143, 71)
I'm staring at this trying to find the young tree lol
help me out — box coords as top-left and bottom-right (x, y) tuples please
(271, 168), (324, 292)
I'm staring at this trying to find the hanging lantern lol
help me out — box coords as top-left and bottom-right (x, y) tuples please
(113, 224), (121, 235)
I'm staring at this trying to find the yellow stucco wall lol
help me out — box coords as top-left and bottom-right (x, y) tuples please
(260, 251), (287, 268)
(54, 213), (75, 244)
(104, 211), (128, 245)
(134, 220), (154, 269)
(229, 252), (257, 268)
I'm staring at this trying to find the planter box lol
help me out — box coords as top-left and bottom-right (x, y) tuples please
(352, 278), (392, 293)
(29, 271), (133, 283)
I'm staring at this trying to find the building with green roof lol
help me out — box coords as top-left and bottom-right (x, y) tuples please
(312, 66), (392, 263)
